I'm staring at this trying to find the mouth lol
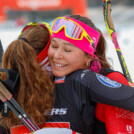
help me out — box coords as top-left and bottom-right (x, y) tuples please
(54, 62), (67, 68)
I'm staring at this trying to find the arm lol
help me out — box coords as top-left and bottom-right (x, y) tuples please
(73, 70), (134, 112)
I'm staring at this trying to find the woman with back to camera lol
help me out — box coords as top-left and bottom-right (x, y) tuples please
(0, 22), (54, 134)
(0, 38), (54, 133)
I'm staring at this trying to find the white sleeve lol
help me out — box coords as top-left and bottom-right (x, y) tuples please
(33, 127), (75, 134)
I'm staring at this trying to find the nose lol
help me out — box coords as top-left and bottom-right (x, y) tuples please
(53, 49), (63, 59)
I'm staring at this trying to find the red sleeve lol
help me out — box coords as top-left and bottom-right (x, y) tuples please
(106, 72), (129, 86)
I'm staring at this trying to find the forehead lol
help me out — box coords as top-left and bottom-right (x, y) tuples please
(51, 38), (75, 47)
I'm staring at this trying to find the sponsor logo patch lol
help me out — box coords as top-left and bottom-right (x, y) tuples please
(96, 74), (121, 88)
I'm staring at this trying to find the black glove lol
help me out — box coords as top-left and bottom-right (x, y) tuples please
(0, 100), (3, 112)
(0, 69), (20, 93)
(0, 101), (9, 117)
(0, 69), (20, 117)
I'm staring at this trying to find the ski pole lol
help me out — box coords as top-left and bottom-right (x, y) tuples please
(103, 0), (134, 87)
(0, 39), (3, 64)
(0, 81), (40, 132)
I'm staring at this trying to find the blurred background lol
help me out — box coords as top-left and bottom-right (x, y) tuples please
(0, 0), (134, 82)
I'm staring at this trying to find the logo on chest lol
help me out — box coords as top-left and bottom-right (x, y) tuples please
(45, 108), (67, 115)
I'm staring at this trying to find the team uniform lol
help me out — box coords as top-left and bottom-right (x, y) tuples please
(7, 68), (134, 134)
(46, 69), (134, 134)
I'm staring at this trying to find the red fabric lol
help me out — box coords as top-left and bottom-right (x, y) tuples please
(95, 72), (134, 134)
(36, 42), (50, 71)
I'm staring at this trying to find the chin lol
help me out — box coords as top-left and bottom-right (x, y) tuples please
(53, 72), (65, 77)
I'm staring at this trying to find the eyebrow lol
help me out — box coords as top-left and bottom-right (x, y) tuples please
(51, 38), (74, 47)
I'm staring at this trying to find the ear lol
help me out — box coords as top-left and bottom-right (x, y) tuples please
(85, 55), (92, 67)
(87, 59), (92, 66)
(87, 54), (92, 62)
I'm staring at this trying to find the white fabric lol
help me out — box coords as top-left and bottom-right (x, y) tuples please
(33, 128), (73, 134)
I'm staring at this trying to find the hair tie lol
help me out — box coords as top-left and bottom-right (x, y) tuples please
(19, 37), (29, 43)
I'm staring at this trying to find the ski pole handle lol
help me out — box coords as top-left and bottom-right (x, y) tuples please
(0, 82), (11, 99)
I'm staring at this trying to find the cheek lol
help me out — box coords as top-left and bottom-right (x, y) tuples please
(68, 53), (85, 65)
(48, 48), (53, 58)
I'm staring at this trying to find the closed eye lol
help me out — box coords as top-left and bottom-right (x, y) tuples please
(65, 49), (71, 52)
(52, 45), (58, 48)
